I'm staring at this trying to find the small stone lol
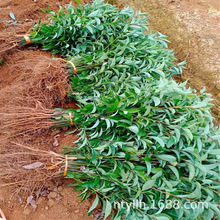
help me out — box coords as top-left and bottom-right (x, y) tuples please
(60, 191), (65, 197)
(74, 209), (80, 214)
(48, 199), (55, 207)
(53, 187), (58, 192)
(48, 192), (57, 199)
(45, 206), (49, 210)
(58, 186), (63, 192)
(23, 208), (31, 215)
(54, 134), (60, 139)
(55, 197), (62, 203)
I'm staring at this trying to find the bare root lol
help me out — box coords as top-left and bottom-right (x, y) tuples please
(0, 143), (65, 190)
(0, 53), (70, 137)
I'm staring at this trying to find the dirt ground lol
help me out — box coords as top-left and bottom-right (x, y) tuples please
(0, 0), (219, 220)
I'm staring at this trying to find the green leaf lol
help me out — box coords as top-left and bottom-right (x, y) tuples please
(209, 149), (220, 155)
(105, 119), (111, 130)
(128, 125), (139, 134)
(57, 25), (63, 37)
(158, 155), (176, 162)
(152, 96), (160, 106)
(88, 195), (99, 215)
(137, 129), (146, 136)
(167, 165), (179, 179)
(100, 187), (114, 193)
(152, 69), (165, 77)
(80, 177), (100, 188)
(152, 170), (163, 179)
(124, 108), (140, 113)
(87, 119), (100, 130)
(104, 200), (112, 220)
(94, 144), (108, 151)
(150, 136), (165, 147)
(86, 26), (94, 34)
(142, 179), (155, 191)
(179, 182), (201, 199)
(184, 128), (193, 141)
(88, 10), (99, 17)
(156, 213), (172, 220)
(187, 162), (195, 181)
(174, 128), (180, 142)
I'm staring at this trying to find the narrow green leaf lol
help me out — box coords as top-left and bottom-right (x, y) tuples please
(142, 179), (155, 191)
(128, 125), (139, 134)
(158, 154), (176, 162)
(104, 200), (112, 220)
(88, 195), (99, 215)
(150, 136), (165, 147)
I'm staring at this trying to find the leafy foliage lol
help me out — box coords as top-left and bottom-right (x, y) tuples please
(27, 1), (220, 219)
(56, 77), (220, 220)
(25, 0), (184, 77)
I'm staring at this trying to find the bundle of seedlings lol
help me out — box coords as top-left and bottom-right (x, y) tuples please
(17, 0), (186, 103)
(1, 84), (219, 219)
(19, 0), (184, 77)
(56, 77), (220, 219)
(19, 0), (148, 56)
(1, 77), (219, 219)
(3, 0), (185, 136)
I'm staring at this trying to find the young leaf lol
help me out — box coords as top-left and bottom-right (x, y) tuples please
(150, 136), (165, 148)
(104, 200), (112, 220)
(128, 125), (139, 134)
(142, 179), (155, 191)
(158, 155), (176, 162)
(88, 195), (99, 215)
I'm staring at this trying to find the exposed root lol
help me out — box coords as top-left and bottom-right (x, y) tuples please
(0, 33), (19, 61)
(0, 52), (71, 137)
(0, 107), (57, 138)
(0, 49), (73, 193)
(0, 143), (66, 190)
(0, 53), (69, 107)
